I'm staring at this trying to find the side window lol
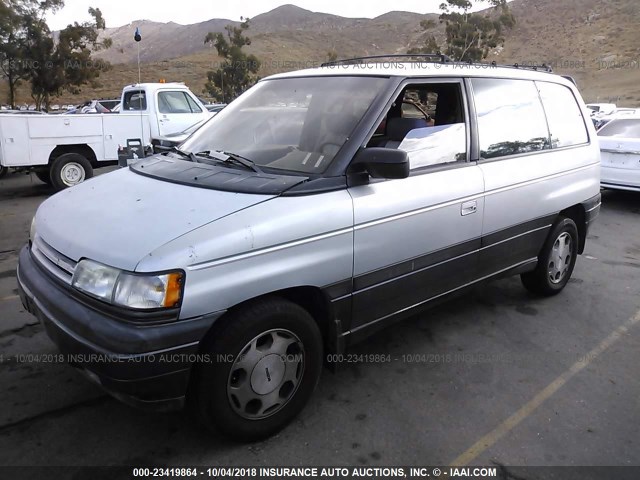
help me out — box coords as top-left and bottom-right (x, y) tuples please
(369, 83), (467, 170)
(471, 78), (550, 160)
(537, 82), (589, 148)
(158, 91), (192, 114)
(122, 90), (147, 111)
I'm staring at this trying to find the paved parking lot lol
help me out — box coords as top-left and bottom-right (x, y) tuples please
(0, 169), (639, 472)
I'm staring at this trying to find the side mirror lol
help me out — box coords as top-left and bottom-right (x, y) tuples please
(350, 147), (410, 179)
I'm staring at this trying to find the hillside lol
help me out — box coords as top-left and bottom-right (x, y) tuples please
(91, 5), (431, 64)
(2, 0), (639, 106)
(497, 0), (640, 104)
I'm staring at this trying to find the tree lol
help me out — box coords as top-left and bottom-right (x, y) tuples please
(25, 18), (62, 109)
(0, 1), (111, 109)
(203, 17), (260, 103)
(29, 7), (112, 109)
(0, 0), (63, 108)
(410, 0), (515, 62)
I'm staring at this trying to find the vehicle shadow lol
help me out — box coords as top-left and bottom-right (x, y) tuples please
(0, 278), (537, 467)
(601, 189), (640, 214)
(0, 172), (53, 199)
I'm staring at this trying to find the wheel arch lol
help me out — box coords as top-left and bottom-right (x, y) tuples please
(48, 144), (98, 166)
(199, 286), (340, 356)
(559, 204), (587, 254)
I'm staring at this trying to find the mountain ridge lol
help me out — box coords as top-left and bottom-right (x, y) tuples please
(4, 1), (640, 105)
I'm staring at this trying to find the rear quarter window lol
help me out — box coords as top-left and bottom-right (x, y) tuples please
(537, 82), (589, 147)
(123, 90), (147, 111)
(471, 78), (551, 160)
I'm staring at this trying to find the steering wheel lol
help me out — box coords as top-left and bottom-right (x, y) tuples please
(317, 142), (343, 157)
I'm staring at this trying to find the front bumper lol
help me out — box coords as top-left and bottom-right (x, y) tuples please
(17, 245), (223, 410)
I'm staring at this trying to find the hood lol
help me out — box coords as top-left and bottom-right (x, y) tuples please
(35, 167), (274, 271)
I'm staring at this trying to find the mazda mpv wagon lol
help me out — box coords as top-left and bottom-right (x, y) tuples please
(18, 55), (601, 440)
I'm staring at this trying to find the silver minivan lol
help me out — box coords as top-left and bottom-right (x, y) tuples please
(18, 56), (601, 440)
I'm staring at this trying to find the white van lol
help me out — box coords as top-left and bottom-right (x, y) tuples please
(18, 56), (601, 441)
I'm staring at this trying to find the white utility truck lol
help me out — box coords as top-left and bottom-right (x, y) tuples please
(0, 83), (210, 190)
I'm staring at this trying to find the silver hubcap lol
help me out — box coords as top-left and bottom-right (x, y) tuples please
(227, 329), (304, 420)
(60, 162), (85, 186)
(548, 232), (573, 284)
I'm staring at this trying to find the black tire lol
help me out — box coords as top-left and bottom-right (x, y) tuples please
(0, 165), (7, 179)
(521, 216), (579, 296)
(50, 153), (93, 191)
(34, 169), (52, 185)
(191, 297), (323, 441)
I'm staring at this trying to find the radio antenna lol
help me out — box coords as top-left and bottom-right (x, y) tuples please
(134, 26), (145, 158)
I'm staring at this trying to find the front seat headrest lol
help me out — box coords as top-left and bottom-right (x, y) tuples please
(387, 117), (429, 141)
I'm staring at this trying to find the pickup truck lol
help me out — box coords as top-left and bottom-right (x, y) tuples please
(0, 83), (210, 190)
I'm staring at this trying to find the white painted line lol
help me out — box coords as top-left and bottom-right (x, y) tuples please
(450, 308), (640, 466)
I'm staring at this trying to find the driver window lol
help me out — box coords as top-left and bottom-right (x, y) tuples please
(369, 83), (468, 170)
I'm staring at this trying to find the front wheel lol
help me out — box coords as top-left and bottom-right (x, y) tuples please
(521, 216), (578, 296)
(51, 153), (93, 191)
(191, 298), (323, 441)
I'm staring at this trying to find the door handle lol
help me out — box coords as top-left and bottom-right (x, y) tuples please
(461, 200), (478, 216)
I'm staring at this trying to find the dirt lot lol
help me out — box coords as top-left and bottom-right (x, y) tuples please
(0, 169), (639, 474)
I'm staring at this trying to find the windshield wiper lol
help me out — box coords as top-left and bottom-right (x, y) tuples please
(164, 146), (199, 163)
(195, 150), (263, 173)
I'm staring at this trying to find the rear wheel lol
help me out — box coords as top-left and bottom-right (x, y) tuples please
(0, 165), (7, 179)
(521, 216), (578, 296)
(50, 153), (93, 191)
(191, 298), (323, 441)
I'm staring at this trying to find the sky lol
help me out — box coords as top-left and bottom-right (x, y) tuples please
(47, 0), (464, 30)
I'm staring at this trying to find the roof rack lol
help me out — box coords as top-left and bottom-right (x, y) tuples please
(321, 55), (554, 74)
(509, 62), (553, 73)
(450, 60), (554, 73)
(321, 53), (452, 67)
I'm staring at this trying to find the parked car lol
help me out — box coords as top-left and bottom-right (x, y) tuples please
(0, 83), (210, 190)
(205, 103), (227, 113)
(593, 107), (640, 130)
(598, 116), (640, 191)
(587, 103), (616, 116)
(18, 56), (601, 441)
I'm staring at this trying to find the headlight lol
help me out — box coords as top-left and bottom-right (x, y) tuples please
(71, 259), (183, 310)
(114, 271), (183, 309)
(72, 260), (120, 302)
(30, 216), (36, 242)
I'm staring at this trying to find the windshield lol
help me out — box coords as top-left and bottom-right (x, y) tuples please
(180, 76), (387, 174)
(598, 119), (640, 138)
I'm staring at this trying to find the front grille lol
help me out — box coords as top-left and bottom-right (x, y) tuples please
(31, 235), (77, 285)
